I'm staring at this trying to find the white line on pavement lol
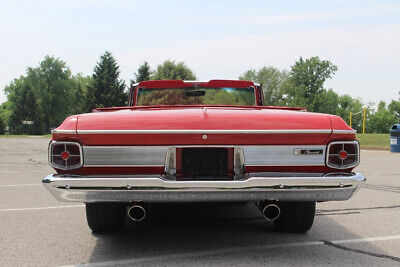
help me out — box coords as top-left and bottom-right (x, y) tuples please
(0, 183), (42, 187)
(331, 234), (400, 244)
(63, 234), (400, 267)
(0, 205), (84, 212)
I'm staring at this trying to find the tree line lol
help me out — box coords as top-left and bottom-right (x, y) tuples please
(239, 57), (400, 134)
(0, 51), (398, 134)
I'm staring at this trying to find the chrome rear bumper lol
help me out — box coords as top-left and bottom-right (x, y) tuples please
(42, 172), (365, 203)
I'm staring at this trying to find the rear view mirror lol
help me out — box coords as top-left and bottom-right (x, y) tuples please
(185, 91), (205, 97)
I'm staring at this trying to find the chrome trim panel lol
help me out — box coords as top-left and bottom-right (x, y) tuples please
(242, 145), (326, 166)
(77, 129), (333, 134)
(332, 129), (357, 134)
(82, 145), (327, 167)
(233, 147), (246, 178)
(83, 146), (168, 167)
(42, 172), (365, 202)
(164, 147), (177, 177)
(51, 129), (77, 134)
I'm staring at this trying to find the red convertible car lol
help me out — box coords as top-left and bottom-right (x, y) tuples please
(43, 79), (365, 233)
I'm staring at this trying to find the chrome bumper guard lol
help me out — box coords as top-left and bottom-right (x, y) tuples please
(42, 172), (365, 203)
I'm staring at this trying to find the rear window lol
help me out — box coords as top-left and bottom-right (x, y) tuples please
(136, 87), (255, 106)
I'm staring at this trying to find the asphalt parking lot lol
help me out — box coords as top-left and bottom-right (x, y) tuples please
(0, 137), (399, 266)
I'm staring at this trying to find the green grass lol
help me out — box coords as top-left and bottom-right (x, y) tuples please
(356, 133), (390, 149)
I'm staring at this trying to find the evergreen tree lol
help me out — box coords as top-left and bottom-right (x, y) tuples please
(132, 61), (151, 85)
(0, 116), (4, 134)
(86, 51), (127, 111)
(68, 74), (93, 115)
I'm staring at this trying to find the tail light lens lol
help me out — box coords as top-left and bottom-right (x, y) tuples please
(49, 141), (83, 170)
(326, 141), (360, 169)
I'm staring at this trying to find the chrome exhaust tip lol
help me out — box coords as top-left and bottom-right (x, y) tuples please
(127, 204), (146, 222)
(262, 204), (281, 222)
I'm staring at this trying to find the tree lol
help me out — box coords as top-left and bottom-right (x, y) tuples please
(4, 77), (38, 134)
(68, 74), (92, 115)
(151, 60), (196, 80)
(336, 95), (365, 132)
(388, 92), (400, 122)
(0, 101), (12, 131)
(86, 51), (127, 111)
(240, 66), (291, 106)
(133, 61), (151, 84)
(26, 56), (72, 133)
(4, 56), (83, 134)
(287, 56), (338, 112)
(317, 88), (340, 115)
(0, 116), (4, 134)
(367, 101), (397, 133)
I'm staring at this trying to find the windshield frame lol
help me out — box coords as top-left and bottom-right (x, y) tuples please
(134, 86), (257, 107)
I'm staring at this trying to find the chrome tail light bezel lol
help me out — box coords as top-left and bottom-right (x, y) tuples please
(48, 141), (83, 170)
(326, 141), (360, 169)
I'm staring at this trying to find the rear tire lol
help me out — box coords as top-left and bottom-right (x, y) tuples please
(85, 202), (126, 233)
(274, 201), (316, 233)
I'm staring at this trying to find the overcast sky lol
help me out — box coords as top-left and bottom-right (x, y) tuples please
(1, 0), (399, 106)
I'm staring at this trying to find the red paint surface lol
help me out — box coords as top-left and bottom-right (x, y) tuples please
(77, 108), (332, 131)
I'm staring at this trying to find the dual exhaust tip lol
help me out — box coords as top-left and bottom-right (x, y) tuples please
(259, 202), (281, 222)
(127, 203), (146, 222)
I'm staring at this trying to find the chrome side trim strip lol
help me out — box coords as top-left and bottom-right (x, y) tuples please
(77, 129), (333, 134)
(332, 129), (357, 134)
(242, 145), (326, 166)
(52, 129), (356, 135)
(83, 146), (169, 166)
(51, 129), (77, 134)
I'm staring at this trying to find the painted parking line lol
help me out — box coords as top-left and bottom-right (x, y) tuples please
(0, 183), (42, 187)
(64, 234), (400, 267)
(331, 234), (400, 244)
(0, 205), (84, 212)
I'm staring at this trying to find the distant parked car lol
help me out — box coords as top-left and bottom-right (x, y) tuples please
(43, 79), (365, 233)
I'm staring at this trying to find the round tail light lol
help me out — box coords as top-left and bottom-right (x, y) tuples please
(49, 141), (83, 170)
(326, 141), (359, 169)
